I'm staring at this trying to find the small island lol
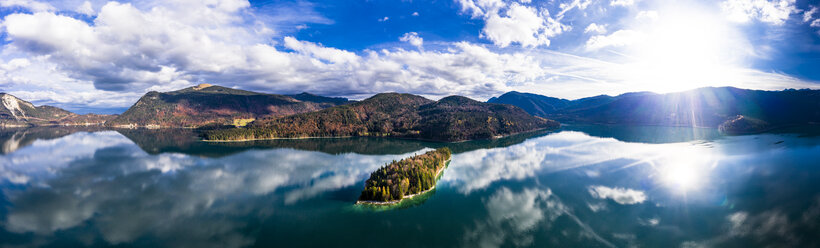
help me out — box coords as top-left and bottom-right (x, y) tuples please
(718, 115), (772, 135)
(357, 148), (452, 205)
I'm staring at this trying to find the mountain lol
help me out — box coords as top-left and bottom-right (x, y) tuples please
(203, 93), (559, 142)
(287, 92), (352, 105)
(106, 84), (351, 128)
(0, 93), (115, 127)
(489, 87), (820, 134)
(488, 91), (571, 116)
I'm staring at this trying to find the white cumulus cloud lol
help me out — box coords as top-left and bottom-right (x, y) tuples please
(75, 1), (94, 15)
(610, 0), (635, 7)
(399, 32), (423, 50)
(0, 0), (55, 12)
(803, 6), (817, 23)
(584, 23), (607, 34)
(720, 0), (797, 25)
(457, 0), (569, 48)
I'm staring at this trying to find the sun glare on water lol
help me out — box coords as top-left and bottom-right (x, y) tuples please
(661, 164), (702, 191)
(652, 144), (718, 194)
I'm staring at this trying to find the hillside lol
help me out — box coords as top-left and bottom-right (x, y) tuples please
(488, 91), (571, 116)
(489, 87), (820, 133)
(0, 93), (115, 127)
(106, 84), (351, 128)
(203, 93), (559, 142)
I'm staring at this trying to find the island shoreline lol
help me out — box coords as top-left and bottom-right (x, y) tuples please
(355, 159), (451, 206)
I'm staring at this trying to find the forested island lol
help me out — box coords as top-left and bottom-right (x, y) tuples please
(357, 148), (451, 204)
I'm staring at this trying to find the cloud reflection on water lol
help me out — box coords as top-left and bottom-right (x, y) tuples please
(443, 131), (715, 194)
(464, 186), (617, 248)
(0, 131), (421, 247)
(1, 129), (820, 247)
(463, 187), (563, 248)
(588, 185), (647, 205)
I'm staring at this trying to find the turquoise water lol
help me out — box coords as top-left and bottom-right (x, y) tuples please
(1, 126), (819, 247)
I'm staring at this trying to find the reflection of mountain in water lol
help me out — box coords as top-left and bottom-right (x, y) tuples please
(117, 129), (430, 157)
(0, 122), (772, 158)
(438, 129), (555, 154)
(0, 124), (739, 157)
(560, 124), (723, 144)
(117, 128), (557, 157)
(0, 126), (109, 154)
(0, 126), (555, 157)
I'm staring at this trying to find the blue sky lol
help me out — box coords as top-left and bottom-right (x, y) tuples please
(0, 0), (818, 114)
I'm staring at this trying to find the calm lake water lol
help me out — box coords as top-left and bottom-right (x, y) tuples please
(1, 125), (820, 247)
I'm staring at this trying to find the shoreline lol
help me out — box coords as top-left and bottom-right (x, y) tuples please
(355, 159), (450, 206)
(202, 126), (559, 143)
(202, 135), (357, 143)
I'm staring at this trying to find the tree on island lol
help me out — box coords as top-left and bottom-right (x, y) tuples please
(358, 148), (451, 202)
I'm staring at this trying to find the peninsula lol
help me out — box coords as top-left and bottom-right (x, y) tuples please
(203, 93), (559, 142)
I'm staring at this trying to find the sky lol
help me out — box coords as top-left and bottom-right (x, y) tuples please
(0, 0), (818, 114)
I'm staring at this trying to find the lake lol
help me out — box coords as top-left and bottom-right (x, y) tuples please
(1, 125), (819, 247)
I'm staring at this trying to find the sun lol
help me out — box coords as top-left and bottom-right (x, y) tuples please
(622, 2), (753, 93)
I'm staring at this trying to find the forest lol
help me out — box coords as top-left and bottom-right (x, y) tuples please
(202, 93), (559, 142)
(358, 148), (452, 202)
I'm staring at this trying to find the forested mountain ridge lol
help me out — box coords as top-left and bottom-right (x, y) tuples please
(106, 84), (351, 128)
(414, 95), (554, 141)
(489, 87), (820, 134)
(488, 91), (572, 116)
(0, 93), (115, 127)
(203, 93), (559, 142)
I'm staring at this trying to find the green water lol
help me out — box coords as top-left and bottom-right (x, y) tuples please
(1, 125), (819, 247)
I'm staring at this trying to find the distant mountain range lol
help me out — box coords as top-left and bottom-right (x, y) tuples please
(5, 84), (818, 139)
(0, 93), (115, 127)
(489, 87), (820, 134)
(106, 84), (351, 128)
(203, 92), (558, 142)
